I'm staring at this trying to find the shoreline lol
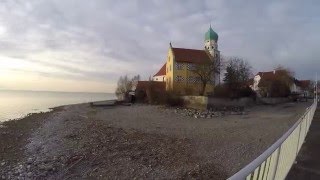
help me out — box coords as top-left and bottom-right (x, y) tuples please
(0, 107), (63, 179)
(0, 101), (111, 123)
(0, 89), (116, 123)
(1, 109), (54, 125)
(0, 102), (311, 179)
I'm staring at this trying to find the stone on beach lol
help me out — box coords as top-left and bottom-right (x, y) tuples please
(171, 106), (247, 119)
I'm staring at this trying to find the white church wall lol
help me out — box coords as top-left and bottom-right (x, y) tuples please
(153, 75), (166, 82)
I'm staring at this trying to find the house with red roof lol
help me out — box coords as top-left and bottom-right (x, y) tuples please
(250, 70), (312, 97)
(153, 63), (166, 82)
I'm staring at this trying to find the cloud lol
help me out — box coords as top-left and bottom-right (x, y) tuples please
(0, 0), (319, 92)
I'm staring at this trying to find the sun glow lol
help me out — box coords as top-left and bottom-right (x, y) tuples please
(0, 55), (114, 92)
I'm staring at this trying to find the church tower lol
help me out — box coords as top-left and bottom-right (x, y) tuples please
(204, 25), (221, 85)
(204, 25), (219, 57)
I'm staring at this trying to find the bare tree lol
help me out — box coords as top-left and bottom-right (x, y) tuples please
(274, 65), (294, 87)
(131, 75), (140, 89)
(115, 75), (140, 100)
(191, 58), (221, 96)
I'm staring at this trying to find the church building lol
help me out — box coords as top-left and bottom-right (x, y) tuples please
(153, 26), (220, 95)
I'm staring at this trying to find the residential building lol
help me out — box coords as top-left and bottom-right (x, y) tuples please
(153, 63), (166, 82)
(251, 70), (311, 97)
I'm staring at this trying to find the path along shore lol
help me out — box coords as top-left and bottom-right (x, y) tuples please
(0, 102), (311, 179)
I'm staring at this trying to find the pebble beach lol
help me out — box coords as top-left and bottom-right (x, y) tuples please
(0, 102), (311, 179)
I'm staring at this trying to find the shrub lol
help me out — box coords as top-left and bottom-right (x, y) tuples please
(269, 79), (290, 97)
(138, 81), (184, 106)
(213, 85), (230, 98)
(146, 88), (166, 104)
(135, 90), (147, 103)
(184, 87), (194, 96)
(165, 91), (184, 107)
(238, 86), (256, 97)
(214, 85), (255, 99)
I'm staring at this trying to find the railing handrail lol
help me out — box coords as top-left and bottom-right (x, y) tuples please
(228, 101), (317, 180)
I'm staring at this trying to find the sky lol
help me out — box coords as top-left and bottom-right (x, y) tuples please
(0, 0), (319, 93)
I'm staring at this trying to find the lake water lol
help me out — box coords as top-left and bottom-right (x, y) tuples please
(0, 90), (115, 122)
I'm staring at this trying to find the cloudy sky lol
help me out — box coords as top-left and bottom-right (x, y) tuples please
(0, 0), (319, 93)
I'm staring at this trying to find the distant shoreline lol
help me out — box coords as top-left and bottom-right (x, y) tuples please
(0, 99), (117, 123)
(0, 90), (115, 122)
(0, 89), (114, 94)
(0, 102), (102, 123)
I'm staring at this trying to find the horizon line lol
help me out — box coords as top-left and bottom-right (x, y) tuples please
(0, 89), (113, 94)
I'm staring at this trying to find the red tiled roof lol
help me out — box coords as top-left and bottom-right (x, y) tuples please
(297, 80), (311, 89)
(256, 70), (289, 87)
(153, 63), (166, 77)
(256, 70), (288, 80)
(172, 47), (211, 64)
(257, 70), (311, 90)
(257, 71), (273, 76)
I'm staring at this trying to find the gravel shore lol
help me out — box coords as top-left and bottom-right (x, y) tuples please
(0, 102), (311, 179)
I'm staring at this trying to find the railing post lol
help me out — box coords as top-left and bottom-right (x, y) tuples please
(296, 123), (302, 155)
(272, 146), (282, 180)
(305, 114), (308, 136)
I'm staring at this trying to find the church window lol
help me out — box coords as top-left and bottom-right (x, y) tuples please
(175, 75), (184, 82)
(187, 63), (196, 70)
(187, 76), (201, 83)
(175, 63), (183, 70)
(187, 76), (195, 83)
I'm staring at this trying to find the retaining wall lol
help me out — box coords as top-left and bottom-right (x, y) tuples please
(182, 96), (208, 110)
(258, 97), (290, 105)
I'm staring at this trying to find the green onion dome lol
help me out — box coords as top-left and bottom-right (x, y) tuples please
(205, 26), (218, 41)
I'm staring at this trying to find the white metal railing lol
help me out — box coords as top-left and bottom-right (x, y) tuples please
(228, 98), (318, 180)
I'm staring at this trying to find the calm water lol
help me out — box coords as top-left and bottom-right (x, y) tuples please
(0, 90), (115, 122)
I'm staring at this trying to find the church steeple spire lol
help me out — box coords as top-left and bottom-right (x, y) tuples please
(204, 25), (219, 57)
(204, 24), (220, 85)
(205, 25), (218, 42)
